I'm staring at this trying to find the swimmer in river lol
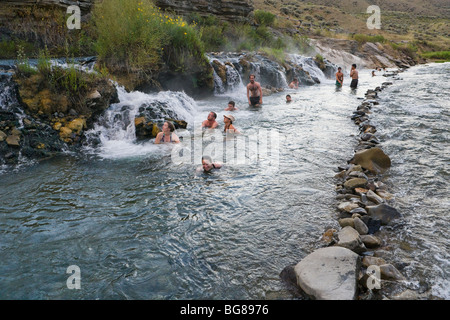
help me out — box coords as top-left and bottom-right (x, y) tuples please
(223, 114), (240, 134)
(336, 67), (344, 87)
(200, 155), (222, 173)
(286, 94), (292, 103)
(154, 121), (180, 144)
(289, 78), (299, 89)
(225, 101), (238, 111)
(246, 74), (263, 107)
(202, 112), (219, 129)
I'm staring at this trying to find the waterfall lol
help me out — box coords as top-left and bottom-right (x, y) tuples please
(207, 52), (336, 95)
(84, 84), (198, 159)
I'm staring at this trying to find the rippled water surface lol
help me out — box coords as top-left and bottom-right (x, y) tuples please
(0, 64), (448, 299)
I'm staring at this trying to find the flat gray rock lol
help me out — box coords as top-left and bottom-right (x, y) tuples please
(294, 247), (360, 300)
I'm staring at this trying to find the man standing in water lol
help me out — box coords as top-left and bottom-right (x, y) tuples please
(247, 74), (263, 107)
(335, 67), (344, 87)
(350, 64), (359, 89)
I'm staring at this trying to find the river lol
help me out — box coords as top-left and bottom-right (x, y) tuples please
(0, 61), (448, 299)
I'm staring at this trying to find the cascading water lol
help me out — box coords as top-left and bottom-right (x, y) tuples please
(84, 84), (198, 159)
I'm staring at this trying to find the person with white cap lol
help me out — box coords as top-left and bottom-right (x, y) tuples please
(223, 114), (240, 134)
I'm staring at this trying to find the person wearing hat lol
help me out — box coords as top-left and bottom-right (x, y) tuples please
(223, 114), (240, 134)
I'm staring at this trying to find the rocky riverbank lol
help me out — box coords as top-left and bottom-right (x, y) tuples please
(281, 69), (412, 300)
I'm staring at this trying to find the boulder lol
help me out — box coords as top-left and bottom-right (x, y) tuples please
(294, 247), (360, 300)
(350, 147), (391, 173)
(339, 218), (354, 228)
(366, 204), (401, 225)
(337, 226), (367, 253)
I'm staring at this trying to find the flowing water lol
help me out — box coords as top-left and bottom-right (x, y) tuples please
(0, 60), (448, 299)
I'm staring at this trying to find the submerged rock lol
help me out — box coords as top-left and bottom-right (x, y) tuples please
(294, 247), (360, 300)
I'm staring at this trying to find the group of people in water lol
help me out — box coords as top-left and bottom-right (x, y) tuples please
(155, 65), (371, 172)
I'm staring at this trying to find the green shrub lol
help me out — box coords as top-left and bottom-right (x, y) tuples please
(254, 10), (276, 26)
(420, 51), (450, 61)
(92, 0), (207, 76)
(353, 34), (386, 44)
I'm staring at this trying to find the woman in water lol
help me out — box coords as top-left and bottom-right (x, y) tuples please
(154, 121), (180, 144)
(223, 115), (240, 134)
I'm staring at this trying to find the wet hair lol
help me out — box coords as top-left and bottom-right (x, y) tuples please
(249, 74), (256, 79)
(210, 112), (217, 119)
(338, 67), (342, 70)
(286, 94), (291, 98)
(166, 121), (175, 132)
(228, 101), (235, 107)
(352, 64), (357, 68)
(202, 155), (213, 163)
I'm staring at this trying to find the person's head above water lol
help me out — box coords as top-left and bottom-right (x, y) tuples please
(201, 155), (222, 172)
(286, 94), (292, 103)
(163, 121), (175, 132)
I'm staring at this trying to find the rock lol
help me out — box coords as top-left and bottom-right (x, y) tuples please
(53, 122), (62, 131)
(350, 207), (367, 215)
(350, 147), (391, 173)
(339, 218), (354, 228)
(67, 118), (86, 134)
(380, 264), (406, 281)
(0, 130), (6, 142)
(59, 127), (73, 139)
(294, 247), (360, 300)
(343, 178), (368, 189)
(354, 187), (369, 195)
(366, 189), (384, 204)
(376, 190), (394, 200)
(353, 217), (369, 235)
(362, 256), (387, 267)
(87, 90), (102, 100)
(366, 204), (401, 225)
(360, 216), (382, 234)
(338, 202), (359, 213)
(337, 226), (367, 253)
(360, 235), (382, 248)
(6, 134), (20, 147)
(321, 228), (337, 244)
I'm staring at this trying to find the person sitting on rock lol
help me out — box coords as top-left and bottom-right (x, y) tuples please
(202, 112), (219, 129)
(154, 121), (180, 144)
(225, 101), (238, 111)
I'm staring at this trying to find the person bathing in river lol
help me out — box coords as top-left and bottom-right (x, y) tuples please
(335, 67), (344, 87)
(289, 78), (299, 89)
(247, 74), (263, 107)
(154, 121), (180, 144)
(225, 101), (238, 111)
(202, 112), (219, 129)
(223, 114), (240, 134)
(286, 94), (292, 103)
(350, 64), (359, 89)
(200, 155), (222, 173)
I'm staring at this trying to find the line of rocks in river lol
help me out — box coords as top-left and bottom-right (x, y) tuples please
(281, 70), (408, 300)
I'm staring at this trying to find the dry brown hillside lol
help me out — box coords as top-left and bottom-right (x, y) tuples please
(255, 0), (450, 49)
